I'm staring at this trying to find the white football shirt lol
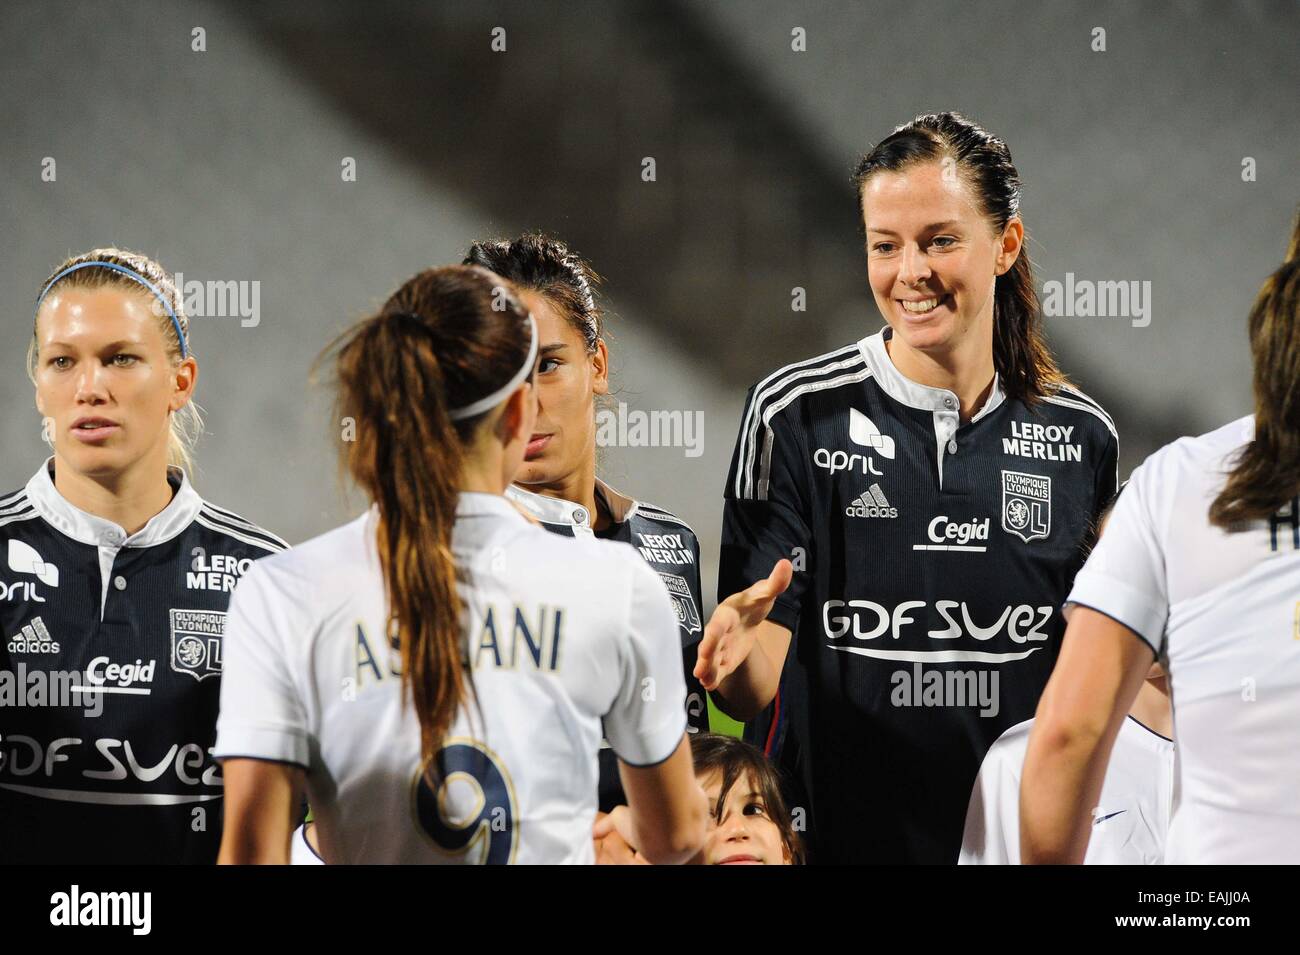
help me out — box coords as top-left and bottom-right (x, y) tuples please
(214, 493), (687, 864)
(959, 715), (1174, 865)
(1067, 416), (1300, 864)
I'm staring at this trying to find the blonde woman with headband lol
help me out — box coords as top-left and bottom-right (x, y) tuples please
(0, 248), (287, 863)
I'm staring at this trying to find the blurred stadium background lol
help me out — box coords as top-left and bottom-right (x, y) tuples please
(2, 0), (1297, 677)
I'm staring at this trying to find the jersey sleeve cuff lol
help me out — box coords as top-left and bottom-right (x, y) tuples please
(606, 715), (688, 768)
(1065, 571), (1165, 658)
(212, 724), (310, 769)
(767, 597), (800, 634)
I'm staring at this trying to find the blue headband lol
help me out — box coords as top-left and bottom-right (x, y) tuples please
(36, 261), (188, 359)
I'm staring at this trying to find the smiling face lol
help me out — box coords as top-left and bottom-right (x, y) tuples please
(699, 769), (792, 866)
(862, 159), (1022, 365)
(511, 290), (608, 486)
(33, 285), (196, 481)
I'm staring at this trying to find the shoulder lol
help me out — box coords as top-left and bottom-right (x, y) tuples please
(631, 500), (698, 544)
(1129, 415), (1251, 504)
(236, 511), (369, 608)
(1174, 415), (1253, 468)
(1038, 382), (1118, 443)
(740, 341), (873, 425)
(193, 498), (290, 554)
(0, 486), (41, 535)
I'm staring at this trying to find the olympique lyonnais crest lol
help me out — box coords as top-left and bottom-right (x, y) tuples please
(1001, 470), (1052, 543)
(169, 608), (226, 681)
(658, 572), (702, 636)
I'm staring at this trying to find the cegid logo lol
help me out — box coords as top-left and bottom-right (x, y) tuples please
(821, 599), (1053, 662)
(86, 656), (157, 695)
(914, 516), (989, 552)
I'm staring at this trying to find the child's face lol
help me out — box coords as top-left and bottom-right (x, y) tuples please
(699, 769), (791, 865)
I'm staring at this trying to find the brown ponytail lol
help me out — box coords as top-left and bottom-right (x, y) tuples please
(324, 266), (534, 767)
(1210, 209), (1300, 528)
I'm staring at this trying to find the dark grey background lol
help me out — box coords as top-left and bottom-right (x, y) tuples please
(3, 0), (1297, 612)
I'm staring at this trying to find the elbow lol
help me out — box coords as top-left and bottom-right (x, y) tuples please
(638, 794), (709, 866)
(708, 687), (765, 725)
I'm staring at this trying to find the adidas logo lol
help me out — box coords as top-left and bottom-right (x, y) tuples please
(846, 484), (898, 519)
(7, 615), (60, 654)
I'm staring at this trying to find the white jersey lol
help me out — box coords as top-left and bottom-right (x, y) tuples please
(1067, 416), (1300, 864)
(291, 824), (323, 865)
(958, 716), (1174, 865)
(213, 493), (687, 864)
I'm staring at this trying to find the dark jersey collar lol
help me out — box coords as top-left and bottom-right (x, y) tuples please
(24, 455), (203, 548)
(505, 478), (639, 534)
(859, 326), (1006, 422)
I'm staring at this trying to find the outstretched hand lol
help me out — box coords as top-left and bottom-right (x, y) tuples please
(693, 559), (793, 692)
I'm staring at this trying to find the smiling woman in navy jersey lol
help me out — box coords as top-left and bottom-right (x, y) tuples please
(0, 248), (286, 863)
(699, 112), (1119, 864)
(462, 234), (717, 812)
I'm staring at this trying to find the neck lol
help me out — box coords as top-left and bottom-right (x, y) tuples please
(460, 457), (508, 496)
(1128, 676), (1173, 739)
(523, 453), (606, 531)
(885, 323), (996, 421)
(52, 448), (177, 537)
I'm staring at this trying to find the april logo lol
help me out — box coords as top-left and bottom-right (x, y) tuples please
(3, 539), (59, 602)
(850, 409), (895, 459)
(1001, 470), (1051, 543)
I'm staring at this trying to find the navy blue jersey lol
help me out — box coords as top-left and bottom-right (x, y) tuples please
(507, 480), (705, 812)
(719, 328), (1118, 864)
(0, 459), (286, 863)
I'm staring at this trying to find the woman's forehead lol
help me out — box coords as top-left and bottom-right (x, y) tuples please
(520, 290), (584, 345)
(37, 286), (165, 343)
(862, 161), (981, 227)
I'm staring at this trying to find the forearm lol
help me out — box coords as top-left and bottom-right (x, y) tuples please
(710, 621), (786, 722)
(1020, 725), (1108, 864)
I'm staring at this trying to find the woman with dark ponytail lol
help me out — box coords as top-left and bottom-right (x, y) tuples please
(1025, 210), (1300, 864)
(702, 112), (1119, 863)
(213, 264), (706, 864)
(461, 234), (745, 815)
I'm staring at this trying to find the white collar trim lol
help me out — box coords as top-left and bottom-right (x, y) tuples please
(858, 327), (1005, 423)
(505, 478), (638, 532)
(25, 456), (203, 548)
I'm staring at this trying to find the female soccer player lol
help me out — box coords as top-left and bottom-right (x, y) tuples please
(1022, 211), (1300, 864)
(0, 248), (287, 863)
(462, 234), (710, 811)
(214, 264), (707, 864)
(960, 495), (1175, 865)
(593, 733), (803, 865)
(700, 112), (1119, 864)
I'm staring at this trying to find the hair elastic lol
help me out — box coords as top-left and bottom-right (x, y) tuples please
(448, 314), (538, 420)
(36, 261), (188, 359)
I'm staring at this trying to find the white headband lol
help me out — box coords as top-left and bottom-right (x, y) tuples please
(448, 314), (538, 421)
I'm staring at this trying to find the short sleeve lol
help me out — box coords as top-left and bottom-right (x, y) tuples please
(719, 386), (813, 631)
(603, 553), (689, 766)
(213, 561), (311, 768)
(957, 735), (1022, 865)
(1066, 454), (1169, 658)
(1094, 429), (1120, 520)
